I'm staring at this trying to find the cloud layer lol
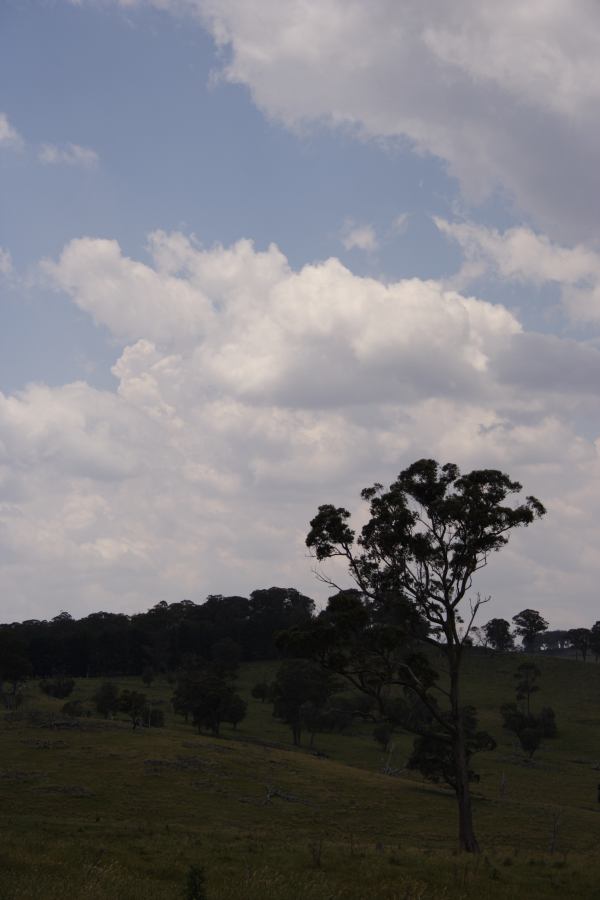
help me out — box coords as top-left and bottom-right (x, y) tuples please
(1, 231), (599, 624)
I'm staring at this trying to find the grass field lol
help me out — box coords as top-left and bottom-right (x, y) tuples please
(1, 651), (600, 898)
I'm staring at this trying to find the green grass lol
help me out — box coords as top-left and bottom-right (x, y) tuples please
(1, 652), (600, 898)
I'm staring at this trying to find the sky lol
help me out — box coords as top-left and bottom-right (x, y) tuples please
(1, 0), (600, 626)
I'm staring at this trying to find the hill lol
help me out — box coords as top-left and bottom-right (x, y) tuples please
(1, 651), (600, 898)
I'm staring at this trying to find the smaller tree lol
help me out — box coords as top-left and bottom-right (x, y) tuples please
(483, 618), (514, 653)
(173, 668), (242, 737)
(223, 694), (247, 730)
(119, 690), (148, 729)
(512, 609), (548, 653)
(271, 659), (338, 746)
(538, 706), (557, 738)
(40, 677), (75, 699)
(590, 621), (600, 662)
(373, 722), (393, 752)
(568, 628), (591, 662)
(514, 662), (540, 715)
(500, 703), (550, 759)
(62, 699), (88, 718)
(251, 681), (271, 703)
(501, 661), (557, 759)
(93, 681), (120, 719)
(0, 636), (32, 710)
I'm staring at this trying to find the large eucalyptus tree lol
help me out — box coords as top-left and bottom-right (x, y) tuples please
(305, 459), (545, 853)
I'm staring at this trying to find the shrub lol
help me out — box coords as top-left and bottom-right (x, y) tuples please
(62, 699), (87, 718)
(40, 677), (75, 699)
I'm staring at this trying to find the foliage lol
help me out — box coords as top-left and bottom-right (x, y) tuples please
(93, 681), (120, 718)
(591, 621), (600, 661)
(211, 637), (242, 674)
(512, 610), (548, 652)
(251, 681), (271, 703)
(0, 585), (316, 680)
(271, 659), (338, 746)
(119, 690), (149, 728)
(483, 618), (514, 652)
(407, 706), (496, 787)
(567, 627), (591, 661)
(0, 633), (32, 709)
(514, 662), (540, 715)
(223, 694), (247, 729)
(173, 668), (244, 737)
(61, 699), (88, 717)
(500, 700), (557, 758)
(39, 677), (75, 699)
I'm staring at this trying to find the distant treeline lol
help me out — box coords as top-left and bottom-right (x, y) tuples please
(0, 588), (315, 678)
(1, 591), (598, 681)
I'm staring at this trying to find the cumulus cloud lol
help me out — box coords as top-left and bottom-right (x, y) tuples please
(38, 142), (99, 168)
(45, 230), (520, 406)
(0, 112), (23, 149)
(0, 229), (593, 624)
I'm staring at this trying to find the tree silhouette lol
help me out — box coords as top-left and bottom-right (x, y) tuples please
(302, 458), (545, 853)
(483, 618), (514, 652)
(512, 609), (548, 652)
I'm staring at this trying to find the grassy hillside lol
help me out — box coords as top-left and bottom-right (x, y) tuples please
(1, 651), (600, 899)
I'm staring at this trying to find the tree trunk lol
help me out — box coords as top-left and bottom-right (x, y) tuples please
(453, 733), (480, 853)
(449, 643), (480, 854)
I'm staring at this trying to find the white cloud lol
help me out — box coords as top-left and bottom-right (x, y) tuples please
(68, 3), (600, 237)
(45, 231), (520, 405)
(82, 0), (597, 242)
(0, 113), (23, 149)
(436, 218), (600, 322)
(341, 222), (378, 252)
(0, 229), (598, 625)
(38, 142), (99, 168)
(0, 248), (12, 275)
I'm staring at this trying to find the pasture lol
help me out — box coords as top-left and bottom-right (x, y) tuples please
(1, 652), (600, 898)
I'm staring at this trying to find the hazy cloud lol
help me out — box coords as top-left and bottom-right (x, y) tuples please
(0, 248), (13, 275)
(38, 142), (99, 168)
(341, 222), (378, 253)
(0, 112), (23, 149)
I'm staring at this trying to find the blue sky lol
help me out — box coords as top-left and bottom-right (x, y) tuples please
(1, 1), (459, 384)
(2, 0), (600, 626)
